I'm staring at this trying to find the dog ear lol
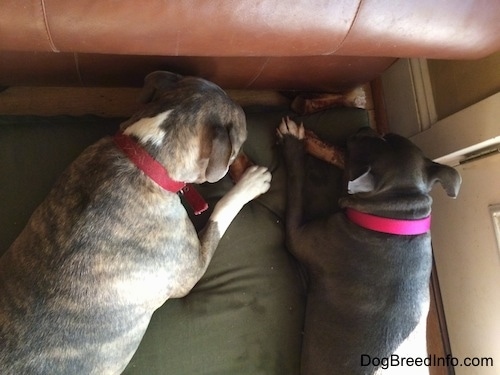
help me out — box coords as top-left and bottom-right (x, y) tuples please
(202, 124), (232, 182)
(347, 166), (376, 194)
(426, 161), (462, 198)
(139, 71), (183, 104)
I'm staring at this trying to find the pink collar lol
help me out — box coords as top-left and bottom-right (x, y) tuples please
(113, 132), (208, 215)
(345, 208), (430, 235)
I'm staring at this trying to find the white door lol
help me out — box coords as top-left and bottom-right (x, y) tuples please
(412, 94), (500, 375)
(431, 153), (500, 375)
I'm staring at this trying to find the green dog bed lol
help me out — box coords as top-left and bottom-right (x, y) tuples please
(0, 107), (368, 374)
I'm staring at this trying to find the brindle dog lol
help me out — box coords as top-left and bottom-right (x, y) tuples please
(0, 71), (271, 374)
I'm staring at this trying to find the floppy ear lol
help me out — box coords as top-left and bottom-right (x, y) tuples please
(426, 161), (462, 198)
(139, 71), (183, 104)
(348, 166), (376, 194)
(202, 125), (232, 182)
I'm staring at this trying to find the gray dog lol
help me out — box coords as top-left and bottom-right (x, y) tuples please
(0, 71), (271, 374)
(278, 118), (461, 375)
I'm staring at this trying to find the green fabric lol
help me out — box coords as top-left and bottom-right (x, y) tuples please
(125, 107), (369, 374)
(0, 115), (119, 251)
(0, 107), (369, 374)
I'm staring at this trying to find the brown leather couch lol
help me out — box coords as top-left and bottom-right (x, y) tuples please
(1, 0), (499, 91)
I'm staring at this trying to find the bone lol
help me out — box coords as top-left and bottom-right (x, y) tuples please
(303, 130), (345, 169)
(290, 87), (366, 115)
(229, 129), (345, 183)
(229, 151), (255, 183)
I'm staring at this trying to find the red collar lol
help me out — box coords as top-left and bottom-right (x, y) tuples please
(345, 208), (431, 235)
(113, 132), (208, 215)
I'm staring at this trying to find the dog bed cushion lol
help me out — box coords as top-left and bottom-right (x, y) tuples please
(0, 107), (369, 374)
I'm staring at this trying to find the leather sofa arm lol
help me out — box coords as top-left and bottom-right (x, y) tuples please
(1, 0), (499, 59)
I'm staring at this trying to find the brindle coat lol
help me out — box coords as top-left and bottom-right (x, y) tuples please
(0, 71), (271, 374)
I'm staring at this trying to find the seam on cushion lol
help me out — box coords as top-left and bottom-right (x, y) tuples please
(326, 0), (363, 55)
(39, 0), (60, 52)
(245, 57), (270, 89)
(73, 53), (84, 86)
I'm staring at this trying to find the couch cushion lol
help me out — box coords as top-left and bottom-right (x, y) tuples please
(0, 115), (119, 251)
(124, 106), (369, 374)
(0, 107), (369, 374)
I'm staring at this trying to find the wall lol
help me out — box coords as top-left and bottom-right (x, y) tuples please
(427, 52), (500, 120)
(380, 52), (500, 137)
(382, 53), (500, 374)
(412, 95), (500, 375)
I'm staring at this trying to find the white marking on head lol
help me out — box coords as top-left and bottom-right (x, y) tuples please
(123, 110), (172, 147)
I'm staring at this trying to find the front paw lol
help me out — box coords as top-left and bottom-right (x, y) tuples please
(233, 165), (272, 202)
(277, 116), (305, 140)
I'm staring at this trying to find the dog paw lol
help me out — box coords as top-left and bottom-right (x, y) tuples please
(210, 165), (271, 237)
(277, 116), (305, 140)
(234, 165), (272, 202)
